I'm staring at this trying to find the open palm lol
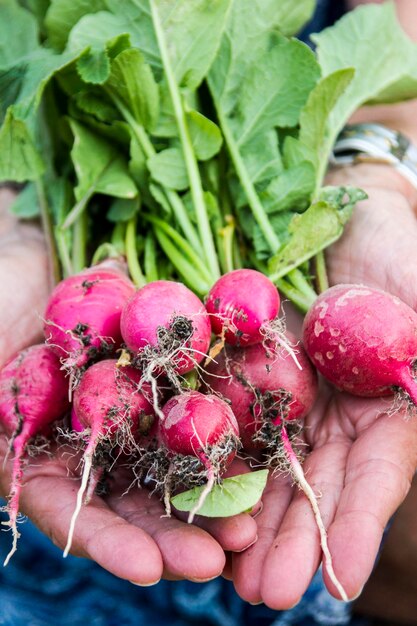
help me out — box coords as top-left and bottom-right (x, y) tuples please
(0, 189), (257, 584)
(233, 166), (417, 608)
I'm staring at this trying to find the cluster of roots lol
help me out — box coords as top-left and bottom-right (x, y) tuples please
(137, 433), (241, 516)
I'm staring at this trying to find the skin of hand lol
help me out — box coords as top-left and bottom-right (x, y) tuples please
(232, 162), (417, 608)
(0, 188), (258, 585)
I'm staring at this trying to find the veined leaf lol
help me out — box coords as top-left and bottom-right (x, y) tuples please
(69, 119), (137, 201)
(0, 109), (45, 181)
(268, 187), (367, 279)
(45, 0), (107, 50)
(148, 147), (188, 191)
(0, 0), (39, 69)
(313, 3), (417, 150)
(107, 48), (159, 131)
(187, 110), (223, 161)
(171, 470), (268, 518)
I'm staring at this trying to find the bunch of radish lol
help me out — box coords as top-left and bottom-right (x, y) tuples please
(4, 260), (417, 605)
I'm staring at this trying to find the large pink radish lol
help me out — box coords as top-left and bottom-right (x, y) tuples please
(0, 344), (69, 564)
(121, 281), (211, 378)
(303, 284), (417, 403)
(44, 264), (135, 373)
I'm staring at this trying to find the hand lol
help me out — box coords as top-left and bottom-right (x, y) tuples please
(0, 189), (258, 584)
(233, 164), (417, 608)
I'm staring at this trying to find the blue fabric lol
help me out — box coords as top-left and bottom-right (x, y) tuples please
(0, 2), (372, 625)
(0, 507), (357, 626)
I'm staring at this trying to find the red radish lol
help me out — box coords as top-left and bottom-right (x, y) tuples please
(70, 406), (84, 433)
(303, 284), (417, 404)
(205, 269), (301, 369)
(159, 390), (239, 521)
(205, 269), (280, 346)
(121, 280), (211, 382)
(64, 359), (154, 557)
(44, 264), (135, 373)
(0, 345), (69, 565)
(205, 334), (317, 449)
(206, 333), (347, 601)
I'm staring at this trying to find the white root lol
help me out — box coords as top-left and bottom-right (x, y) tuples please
(63, 451), (93, 558)
(281, 425), (349, 602)
(2, 519), (20, 567)
(187, 469), (215, 524)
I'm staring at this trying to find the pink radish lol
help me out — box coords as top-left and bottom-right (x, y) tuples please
(121, 281), (211, 400)
(205, 269), (280, 346)
(206, 333), (347, 600)
(0, 344), (69, 564)
(205, 269), (301, 369)
(64, 359), (154, 557)
(158, 390), (239, 521)
(205, 334), (317, 449)
(44, 264), (135, 374)
(302, 284), (417, 404)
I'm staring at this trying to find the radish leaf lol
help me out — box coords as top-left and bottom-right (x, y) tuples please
(171, 470), (268, 518)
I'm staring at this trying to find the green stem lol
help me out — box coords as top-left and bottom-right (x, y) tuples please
(314, 250), (329, 294)
(62, 187), (94, 231)
(71, 211), (88, 274)
(286, 269), (317, 301)
(216, 107), (281, 253)
(110, 94), (202, 255)
(151, 2), (220, 280)
(275, 278), (315, 314)
(219, 221), (235, 274)
(91, 243), (121, 266)
(154, 229), (211, 296)
(36, 179), (61, 284)
(111, 221), (127, 254)
(144, 232), (159, 283)
(125, 217), (146, 288)
(144, 214), (212, 284)
(55, 227), (73, 277)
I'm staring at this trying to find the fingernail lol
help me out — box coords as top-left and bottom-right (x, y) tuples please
(189, 575), (218, 583)
(349, 586), (364, 602)
(235, 535), (258, 553)
(129, 579), (161, 587)
(249, 601), (263, 606)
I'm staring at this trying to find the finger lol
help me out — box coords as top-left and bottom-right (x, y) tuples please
(232, 470), (294, 604)
(222, 551), (233, 581)
(174, 457), (259, 553)
(0, 452), (163, 586)
(323, 400), (417, 600)
(106, 482), (226, 582)
(259, 436), (350, 609)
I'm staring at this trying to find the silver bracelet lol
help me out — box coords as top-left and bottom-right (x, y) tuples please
(330, 123), (417, 189)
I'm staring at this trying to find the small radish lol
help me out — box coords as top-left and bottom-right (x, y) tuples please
(205, 334), (317, 449)
(0, 344), (70, 565)
(44, 264), (135, 376)
(302, 284), (417, 404)
(205, 269), (280, 346)
(64, 359), (154, 557)
(205, 269), (301, 368)
(121, 281), (211, 412)
(158, 390), (240, 522)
